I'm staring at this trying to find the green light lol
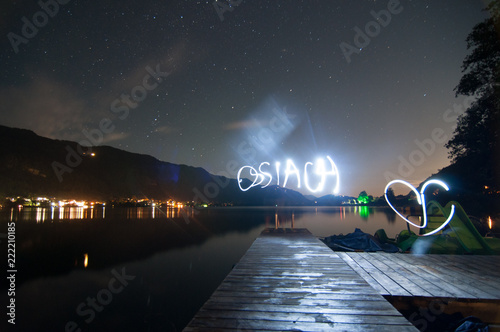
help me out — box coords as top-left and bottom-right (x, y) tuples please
(359, 205), (369, 219)
(357, 191), (370, 204)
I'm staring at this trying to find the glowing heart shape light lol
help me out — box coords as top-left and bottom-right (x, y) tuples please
(384, 179), (455, 236)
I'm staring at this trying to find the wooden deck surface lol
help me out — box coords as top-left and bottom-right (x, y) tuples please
(183, 228), (417, 331)
(337, 252), (500, 299)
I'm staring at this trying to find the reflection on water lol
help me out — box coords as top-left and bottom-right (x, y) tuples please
(0, 206), (404, 332)
(359, 205), (369, 219)
(83, 253), (89, 268)
(7, 206), (201, 223)
(9, 206), (107, 222)
(7, 206), (401, 235)
(268, 206), (401, 237)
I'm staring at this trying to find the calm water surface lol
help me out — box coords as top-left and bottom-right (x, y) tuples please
(0, 206), (405, 331)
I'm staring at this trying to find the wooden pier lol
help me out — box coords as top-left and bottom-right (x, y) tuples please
(338, 251), (500, 329)
(183, 229), (418, 331)
(337, 252), (500, 299)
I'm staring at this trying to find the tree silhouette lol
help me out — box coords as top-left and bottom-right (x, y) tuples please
(447, 1), (500, 190)
(357, 191), (370, 204)
(386, 187), (395, 201)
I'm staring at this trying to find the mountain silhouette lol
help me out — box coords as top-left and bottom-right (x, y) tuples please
(0, 125), (311, 205)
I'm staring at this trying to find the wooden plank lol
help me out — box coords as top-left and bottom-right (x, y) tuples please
(183, 228), (417, 331)
(365, 252), (433, 297)
(205, 296), (396, 308)
(193, 308), (413, 325)
(422, 254), (500, 284)
(394, 254), (486, 299)
(359, 253), (465, 297)
(201, 302), (403, 315)
(407, 254), (500, 298)
(334, 252), (390, 295)
(215, 285), (379, 295)
(184, 318), (419, 332)
(209, 291), (386, 303)
(337, 252), (500, 300)
(344, 252), (412, 296)
(373, 252), (454, 298)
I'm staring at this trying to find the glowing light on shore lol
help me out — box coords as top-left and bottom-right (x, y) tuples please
(489, 216), (493, 229)
(384, 179), (455, 236)
(84, 253), (88, 268)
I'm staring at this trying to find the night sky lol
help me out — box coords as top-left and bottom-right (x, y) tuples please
(0, 0), (491, 197)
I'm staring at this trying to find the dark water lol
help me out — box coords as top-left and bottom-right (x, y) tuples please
(0, 206), (405, 331)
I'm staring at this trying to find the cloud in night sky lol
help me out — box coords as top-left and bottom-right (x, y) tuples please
(154, 125), (180, 135)
(0, 76), (90, 140)
(100, 132), (131, 144)
(223, 120), (264, 131)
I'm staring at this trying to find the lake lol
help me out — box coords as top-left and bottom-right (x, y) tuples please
(0, 206), (406, 331)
